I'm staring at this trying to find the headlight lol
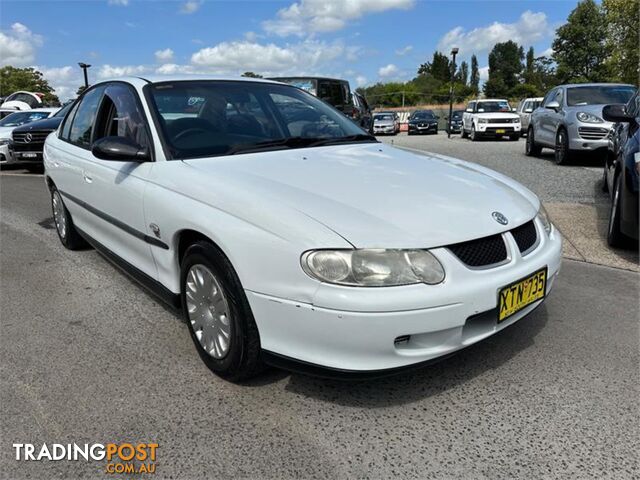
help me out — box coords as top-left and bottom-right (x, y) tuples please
(302, 249), (445, 287)
(511, 118), (520, 124)
(478, 118), (488, 124)
(0, 138), (10, 146)
(576, 111), (603, 123)
(537, 205), (552, 235)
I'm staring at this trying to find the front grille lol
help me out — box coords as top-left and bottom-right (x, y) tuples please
(448, 234), (508, 268)
(489, 118), (514, 124)
(12, 131), (50, 144)
(578, 126), (608, 140)
(511, 220), (538, 255)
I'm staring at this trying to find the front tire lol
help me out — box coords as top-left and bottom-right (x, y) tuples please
(181, 241), (264, 381)
(555, 128), (572, 165)
(51, 186), (87, 250)
(525, 126), (542, 156)
(607, 172), (631, 248)
(461, 127), (468, 139)
(470, 124), (480, 141)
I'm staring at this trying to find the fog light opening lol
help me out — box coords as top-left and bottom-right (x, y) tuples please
(394, 335), (411, 346)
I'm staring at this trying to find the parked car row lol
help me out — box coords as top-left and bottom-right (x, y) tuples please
(0, 107), (61, 167)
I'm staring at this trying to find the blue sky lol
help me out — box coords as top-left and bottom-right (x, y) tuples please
(0, 0), (580, 100)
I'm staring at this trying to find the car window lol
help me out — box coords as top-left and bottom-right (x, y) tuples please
(566, 86), (636, 106)
(542, 90), (555, 107)
(60, 101), (80, 141)
(94, 83), (150, 148)
(374, 114), (394, 121)
(554, 89), (564, 106)
(0, 111), (50, 127)
(147, 80), (366, 159)
(68, 86), (105, 148)
(477, 101), (511, 112)
(7, 92), (41, 108)
(53, 103), (73, 118)
(317, 81), (350, 107)
(627, 92), (640, 117)
(466, 102), (475, 112)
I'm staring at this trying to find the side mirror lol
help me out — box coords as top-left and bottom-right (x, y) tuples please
(524, 108), (533, 113)
(546, 100), (560, 111)
(603, 104), (635, 123)
(465, 108), (473, 113)
(92, 136), (150, 162)
(512, 107), (517, 112)
(478, 108), (485, 113)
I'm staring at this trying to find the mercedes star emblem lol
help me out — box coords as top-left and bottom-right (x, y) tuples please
(25, 133), (32, 143)
(492, 211), (508, 225)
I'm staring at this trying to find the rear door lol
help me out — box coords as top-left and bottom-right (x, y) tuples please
(80, 82), (158, 278)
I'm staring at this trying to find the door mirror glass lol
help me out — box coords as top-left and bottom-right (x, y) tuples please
(465, 108), (473, 113)
(477, 108), (485, 113)
(92, 136), (150, 162)
(546, 101), (560, 110)
(524, 108), (533, 113)
(602, 104), (635, 123)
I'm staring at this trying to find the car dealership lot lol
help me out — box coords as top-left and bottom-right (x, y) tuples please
(1, 140), (638, 479)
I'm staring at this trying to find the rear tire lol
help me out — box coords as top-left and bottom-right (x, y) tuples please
(525, 126), (542, 156)
(181, 241), (264, 381)
(50, 186), (88, 250)
(555, 128), (572, 165)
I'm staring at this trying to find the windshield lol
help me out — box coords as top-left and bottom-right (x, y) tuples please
(477, 101), (511, 113)
(566, 86), (636, 106)
(147, 80), (372, 159)
(0, 111), (50, 127)
(412, 111), (435, 120)
(374, 114), (394, 121)
(451, 111), (463, 119)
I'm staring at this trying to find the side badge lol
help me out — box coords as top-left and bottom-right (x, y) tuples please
(149, 223), (161, 238)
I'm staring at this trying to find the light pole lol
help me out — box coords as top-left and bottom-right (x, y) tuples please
(78, 62), (91, 88)
(447, 47), (459, 139)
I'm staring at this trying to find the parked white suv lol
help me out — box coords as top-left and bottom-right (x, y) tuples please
(44, 76), (562, 380)
(461, 99), (521, 141)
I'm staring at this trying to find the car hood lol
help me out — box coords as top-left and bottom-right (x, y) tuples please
(183, 144), (539, 249)
(12, 116), (62, 133)
(474, 112), (520, 119)
(374, 120), (395, 126)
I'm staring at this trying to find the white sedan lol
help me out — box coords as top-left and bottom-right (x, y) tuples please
(44, 76), (562, 380)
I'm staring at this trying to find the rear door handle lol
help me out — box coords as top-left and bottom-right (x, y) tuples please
(83, 172), (93, 183)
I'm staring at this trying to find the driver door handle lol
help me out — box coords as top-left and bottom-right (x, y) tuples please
(83, 172), (93, 183)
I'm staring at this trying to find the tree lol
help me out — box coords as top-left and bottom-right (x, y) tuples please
(417, 51), (451, 83)
(457, 61), (469, 86)
(484, 41), (524, 97)
(470, 55), (480, 94)
(523, 47), (536, 84)
(602, 0), (640, 84)
(0, 66), (59, 104)
(76, 85), (88, 96)
(241, 71), (262, 78)
(552, 0), (609, 82)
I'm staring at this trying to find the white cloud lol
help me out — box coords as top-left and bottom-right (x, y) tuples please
(263, 0), (415, 37)
(190, 39), (351, 75)
(38, 65), (81, 101)
(437, 11), (551, 56)
(395, 45), (413, 56)
(180, 1), (201, 14)
(154, 48), (174, 62)
(0, 23), (43, 67)
(378, 63), (399, 78)
(97, 64), (149, 79)
(355, 75), (367, 87)
(108, 0), (129, 6)
(479, 66), (490, 82)
(540, 46), (553, 58)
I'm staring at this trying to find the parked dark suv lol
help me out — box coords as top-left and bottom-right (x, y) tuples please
(602, 91), (639, 247)
(352, 92), (373, 133)
(9, 102), (73, 171)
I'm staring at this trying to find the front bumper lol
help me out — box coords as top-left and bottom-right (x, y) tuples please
(568, 123), (612, 151)
(6, 147), (43, 164)
(248, 219), (562, 372)
(476, 123), (521, 136)
(0, 144), (10, 163)
(374, 125), (396, 134)
(409, 123), (438, 133)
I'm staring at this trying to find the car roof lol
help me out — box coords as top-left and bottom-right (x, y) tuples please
(94, 75), (283, 87)
(476, 98), (510, 102)
(558, 83), (635, 88)
(523, 97), (544, 101)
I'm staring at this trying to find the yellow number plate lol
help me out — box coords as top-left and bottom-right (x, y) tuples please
(496, 129), (506, 134)
(498, 267), (547, 322)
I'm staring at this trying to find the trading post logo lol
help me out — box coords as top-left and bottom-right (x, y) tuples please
(13, 442), (159, 475)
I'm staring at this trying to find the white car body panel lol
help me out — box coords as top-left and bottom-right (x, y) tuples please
(44, 76), (562, 373)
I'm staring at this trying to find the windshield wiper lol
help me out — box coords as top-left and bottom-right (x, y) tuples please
(226, 134), (377, 155)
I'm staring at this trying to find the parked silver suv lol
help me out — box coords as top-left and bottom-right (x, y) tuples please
(525, 83), (636, 164)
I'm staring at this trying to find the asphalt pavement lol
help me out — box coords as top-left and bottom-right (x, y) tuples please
(1, 145), (639, 479)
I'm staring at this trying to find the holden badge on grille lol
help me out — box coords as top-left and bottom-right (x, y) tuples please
(492, 211), (508, 225)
